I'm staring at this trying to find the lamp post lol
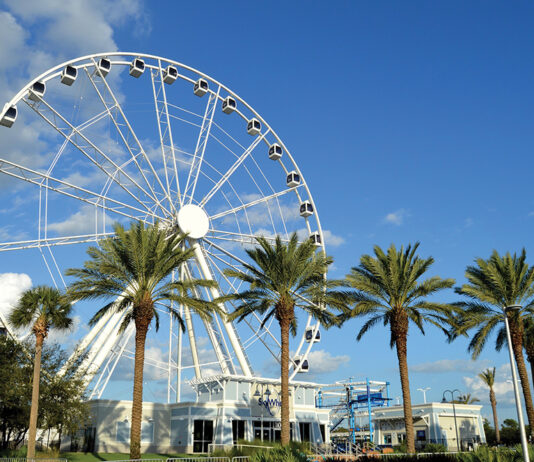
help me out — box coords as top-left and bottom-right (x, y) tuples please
(504, 305), (530, 462)
(418, 387), (431, 404)
(442, 389), (461, 452)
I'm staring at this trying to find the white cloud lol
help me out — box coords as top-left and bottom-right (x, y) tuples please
(0, 272), (32, 334)
(48, 314), (81, 345)
(296, 228), (344, 248)
(47, 204), (111, 236)
(411, 358), (492, 374)
(384, 208), (408, 226)
(322, 229), (345, 247)
(0, 12), (28, 66)
(262, 348), (350, 379)
(305, 349), (350, 375)
(463, 364), (515, 406)
(0, 1), (150, 190)
(4, 0), (149, 57)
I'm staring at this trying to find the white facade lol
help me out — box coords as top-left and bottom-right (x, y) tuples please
(79, 375), (330, 454)
(373, 403), (486, 451)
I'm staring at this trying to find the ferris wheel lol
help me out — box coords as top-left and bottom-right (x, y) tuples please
(0, 52), (326, 402)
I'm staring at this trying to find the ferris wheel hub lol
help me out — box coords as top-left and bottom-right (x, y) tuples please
(176, 204), (210, 239)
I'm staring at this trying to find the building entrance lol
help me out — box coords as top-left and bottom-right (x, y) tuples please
(193, 420), (213, 453)
(253, 421), (281, 442)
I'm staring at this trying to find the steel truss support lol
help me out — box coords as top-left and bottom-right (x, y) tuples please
(191, 239), (253, 377)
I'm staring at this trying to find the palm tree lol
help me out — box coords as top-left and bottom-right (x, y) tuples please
(479, 368), (500, 443)
(453, 249), (534, 440)
(341, 243), (456, 453)
(8, 286), (73, 458)
(66, 221), (220, 459)
(222, 233), (348, 445)
(453, 393), (480, 404)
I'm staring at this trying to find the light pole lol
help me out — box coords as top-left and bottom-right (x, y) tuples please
(504, 305), (530, 462)
(442, 389), (461, 451)
(418, 387), (431, 404)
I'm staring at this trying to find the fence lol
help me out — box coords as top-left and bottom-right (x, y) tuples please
(0, 457), (252, 462)
(168, 458), (250, 462)
(363, 452), (469, 459)
(208, 443), (273, 453)
(0, 459), (68, 462)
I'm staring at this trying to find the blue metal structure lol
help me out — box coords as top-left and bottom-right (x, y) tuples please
(317, 378), (390, 444)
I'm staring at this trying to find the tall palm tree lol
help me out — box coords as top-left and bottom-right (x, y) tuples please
(341, 243), (456, 453)
(222, 233), (348, 445)
(66, 221), (220, 459)
(9, 286), (73, 458)
(479, 368), (500, 443)
(453, 249), (534, 440)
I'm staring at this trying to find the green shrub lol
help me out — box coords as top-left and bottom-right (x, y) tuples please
(250, 446), (308, 462)
(424, 443), (448, 453)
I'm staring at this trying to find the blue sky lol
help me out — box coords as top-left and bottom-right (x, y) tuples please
(0, 0), (533, 423)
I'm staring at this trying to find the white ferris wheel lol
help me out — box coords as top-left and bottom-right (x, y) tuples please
(0, 52), (325, 402)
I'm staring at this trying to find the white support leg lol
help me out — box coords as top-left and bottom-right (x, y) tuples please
(192, 240), (253, 377)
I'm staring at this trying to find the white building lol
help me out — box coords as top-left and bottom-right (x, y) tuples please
(373, 403), (486, 451)
(76, 375), (330, 454)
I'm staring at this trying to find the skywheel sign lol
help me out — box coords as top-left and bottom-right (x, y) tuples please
(251, 383), (294, 418)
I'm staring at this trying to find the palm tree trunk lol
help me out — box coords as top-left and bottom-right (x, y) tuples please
(489, 389), (500, 443)
(280, 318), (290, 445)
(27, 333), (44, 459)
(509, 319), (534, 440)
(526, 348), (534, 395)
(395, 326), (415, 453)
(130, 321), (149, 459)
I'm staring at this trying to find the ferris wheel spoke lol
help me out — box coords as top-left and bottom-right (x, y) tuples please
(203, 250), (282, 352)
(0, 232), (114, 252)
(150, 63), (181, 207)
(202, 237), (250, 269)
(199, 130), (270, 208)
(0, 159), (159, 223)
(207, 230), (293, 245)
(183, 86), (220, 204)
(24, 97), (169, 218)
(209, 188), (300, 221)
(86, 63), (176, 216)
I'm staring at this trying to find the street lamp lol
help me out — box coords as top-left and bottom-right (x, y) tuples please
(418, 387), (431, 404)
(504, 305), (530, 462)
(442, 389), (461, 451)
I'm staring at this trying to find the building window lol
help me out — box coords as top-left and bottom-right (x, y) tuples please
(193, 419), (213, 453)
(416, 430), (426, 441)
(384, 434), (392, 445)
(232, 420), (246, 444)
(116, 421), (129, 443)
(397, 433), (406, 443)
(116, 420), (154, 444)
(142, 421), (154, 443)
